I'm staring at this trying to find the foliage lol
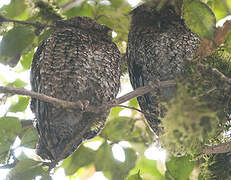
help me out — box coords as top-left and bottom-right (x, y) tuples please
(0, 116), (22, 163)
(6, 158), (50, 180)
(126, 170), (142, 180)
(183, 0), (216, 40)
(0, 0), (231, 179)
(165, 155), (196, 180)
(129, 155), (164, 180)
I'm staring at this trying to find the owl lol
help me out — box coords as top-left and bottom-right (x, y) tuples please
(30, 17), (121, 162)
(126, 4), (200, 135)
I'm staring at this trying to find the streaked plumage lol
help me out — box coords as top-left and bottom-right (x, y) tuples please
(30, 17), (121, 161)
(127, 4), (200, 135)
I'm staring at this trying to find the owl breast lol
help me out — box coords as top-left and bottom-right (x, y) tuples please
(127, 5), (200, 135)
(30, 17), (121, 161)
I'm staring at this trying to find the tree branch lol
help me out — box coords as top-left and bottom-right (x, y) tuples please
(20, 119), (34, 128)
(0, 86), (88, 110)
(202, 141), (231, 154)
(0, 15), (54, 29)
(0, 80), (176, 114)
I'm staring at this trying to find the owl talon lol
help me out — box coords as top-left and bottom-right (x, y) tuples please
(75, 100), (89, 111)
(148, 80), (160, 89)
(81, 100), (89, 111)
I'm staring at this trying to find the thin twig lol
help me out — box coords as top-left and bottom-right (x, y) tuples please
(111, 104), (157, 118)
(111, 104), (145, 114)
(192, 87), (217, 100)
(202, 141), (231, 154)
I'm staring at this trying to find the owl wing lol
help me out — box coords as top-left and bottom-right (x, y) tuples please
(30, 40), (49, 132)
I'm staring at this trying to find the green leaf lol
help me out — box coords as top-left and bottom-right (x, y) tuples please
(96, 2), (131, 46)
(0, 116), (22, 138)
(130, 156), (164, 180)
(101, 117), (142, 141)
(109, 0), (124, 9)
(165, 155), (196, 180)
(128, 98), (139, 108)
(208, 0), (231, 21)
(20, 127), (38, 148)
(183, 0), (216, 40)
(126, 170), (143, 180)
(20, 50), (34, 70)
(56, 0), (70, 4)
(62, 145), (95, 176)
(0, 26), (35, 66)
(9, 96), (30, 113)
(1, 0), (29, 20)
(0, 116), (22, 163)
(228, 0), (231, 10)
(95, 142), (137, 180)
(7, 159), (51, 180)
(7, 78), (27, 88)
(63, 1), (93, 18)
(108, 106), (124, 119)
(94, 142), (114, 172)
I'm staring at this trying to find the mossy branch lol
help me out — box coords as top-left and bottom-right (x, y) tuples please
(203, 142), (231, 154)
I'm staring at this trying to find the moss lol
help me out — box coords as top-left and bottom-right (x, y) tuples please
(160, 87), (219, 156)
(159, 50), (231, 156)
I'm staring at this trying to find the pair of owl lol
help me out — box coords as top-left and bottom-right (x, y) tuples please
(30, 4), (200, 162)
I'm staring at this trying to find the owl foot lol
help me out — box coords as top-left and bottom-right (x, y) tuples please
(76, 100), (89, 111)
(148, 79), (160, 89)
(148, 80), (160, 96)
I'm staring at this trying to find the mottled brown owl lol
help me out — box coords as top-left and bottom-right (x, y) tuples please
(30, 17), (121, 162)
(126, 4), (200, 135)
